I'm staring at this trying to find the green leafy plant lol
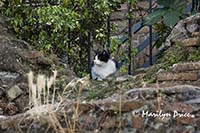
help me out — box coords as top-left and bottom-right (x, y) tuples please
(145, 0), (187, 28)
(3, 0), (126, 77)
(0, 0), (5, 8)
(28, 5), (79, 54)
(144, 0), (187, 48)
(157, 45), (186, 70)
(188, 47), (200, 62)
(132, 48), (138, 56)
(153, 22), (171, 48)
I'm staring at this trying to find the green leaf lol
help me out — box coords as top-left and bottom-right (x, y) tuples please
(157, 0), (174, 7)
(163, 10), (180, 28)
(128, 0), (136, 6)
(171, 0), (187, 11)
(132, 48), (138, 56)
(144, 8), (166, 25)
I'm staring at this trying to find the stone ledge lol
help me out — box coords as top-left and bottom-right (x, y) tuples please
(175, 37), (200, 47)
(172, 62), (200, 72)
(192, 32), (200, 37)
(157, 72), (198, 81)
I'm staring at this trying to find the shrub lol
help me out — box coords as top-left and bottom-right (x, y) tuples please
(3, 0), (125, 77)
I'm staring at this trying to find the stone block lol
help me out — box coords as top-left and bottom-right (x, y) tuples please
(23, 51), (43, 59)
(157, 72), (198, 81)
(192, 32), (200, 37)
(172, 62), (200, 72)
(175, 37), (200, 47)
(0, 108), (3, 115)
(7, 85), (23, 101)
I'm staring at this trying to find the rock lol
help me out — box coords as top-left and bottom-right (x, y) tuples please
(5, 102), (19, 115)
(175, 37), (200, 47)
(157, 72), (198, 81)
(197, 119), (200, 131)
(23, 51), (43, 59)
(0, 71), (20, 87)
(0, 87), (4, 97)
(0, 16), (75, 114)
(14, 94), (29, 112)
(0, 84), (200, 132)
(172, 62), (200, 72)
(0, 71), (19, 80)
(0, 108), (3, 115)
(0, 16), (74, 75)
(116, 75), (136, 82)
(100, 117), (127, 129)
(79, 115), (96, 130)
(0, 42), (28, 73)
(192, 32), (200, 37)
(37, 56), (53, 66)
(132, 115), (143, 129)
(166, 102), (194, 113)
(0, 16), (10, 36)
(176, 117), (195, 125)
(6, 85), (23, 101)
(163, 13), (200, 47)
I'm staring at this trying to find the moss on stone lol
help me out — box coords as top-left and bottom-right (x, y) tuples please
(188, 47), (200, 62)
(157, 45), (186, 70)
(143, 44), (200, 83)
(143, 65), (161, 83)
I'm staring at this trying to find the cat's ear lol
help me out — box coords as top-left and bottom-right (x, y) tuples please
(102, 50), (107, 54)
(102, 49), (110, 55)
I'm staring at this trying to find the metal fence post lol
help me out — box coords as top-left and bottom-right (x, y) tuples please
(87, 0), (91, 73)
(192, 0), (195, 11)
(192, 0), (200, 12)
(197, 0), (200, 12)
(67, 28), (71, 64)
(128, 4), (132, 75)
(87, 32), (91, 73)
(106, 15), (111, 49)
(29, 0), (32, 7)
(149, 0), (153, 66)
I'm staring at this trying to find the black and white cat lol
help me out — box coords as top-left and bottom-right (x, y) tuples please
(91, 50), (119, 80)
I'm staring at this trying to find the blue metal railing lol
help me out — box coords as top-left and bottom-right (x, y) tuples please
(192, 0), (200, 12)
(128, 3), (132, 74)
(141, 1), (196, 68)
(4, 0), (198, 74)
(106, 0), (198, 75)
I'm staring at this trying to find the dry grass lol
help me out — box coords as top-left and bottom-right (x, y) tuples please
(2, 71), (147, 132)
(26, 71), (89, 132)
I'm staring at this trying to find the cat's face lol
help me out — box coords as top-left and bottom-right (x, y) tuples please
(93, 50), (110, 66)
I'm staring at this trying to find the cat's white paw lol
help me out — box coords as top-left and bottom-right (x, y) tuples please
(97, 78), (103, 81)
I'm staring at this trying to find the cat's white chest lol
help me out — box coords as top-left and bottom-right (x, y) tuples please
(92, 60), (117, 79)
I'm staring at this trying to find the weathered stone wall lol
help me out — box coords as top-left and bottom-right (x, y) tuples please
(155, 13), (200, 85)
(157, 62), (200, 83)
(163, 13), (200, 48)
(0, 16), (75, 114)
